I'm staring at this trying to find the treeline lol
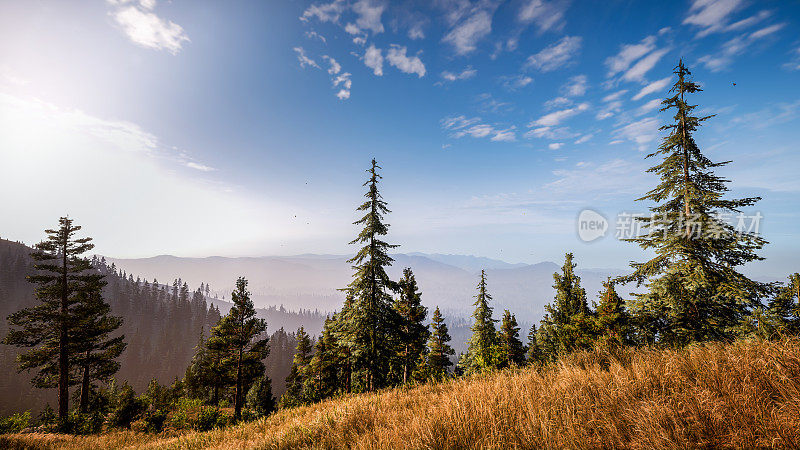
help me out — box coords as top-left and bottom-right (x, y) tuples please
(2, 60), (799, 435)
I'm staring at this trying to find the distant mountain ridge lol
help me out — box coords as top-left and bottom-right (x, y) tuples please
(107, 253), (629, 323)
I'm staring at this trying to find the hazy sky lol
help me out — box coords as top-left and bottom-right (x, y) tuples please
(0, 0), (798, 277)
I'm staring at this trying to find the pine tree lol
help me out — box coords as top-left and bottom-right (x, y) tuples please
(3, 217), (99, 421)
(494, 310), (525, 368)
(764, 273), (800, 337)
(538, 253), (593, 361)
(594, 279), (630, 347)
(339, 159), (400, 392)
(393, 268), (429, 384)
(526, 324), (544, 364)
(459, 270), (497, 374)
(281, 327), (313, 407)
(206, 277), (268, 418)
(305, 317), (341, 402)
(419, 306), (455, 380)
(246, 374), (275, 417)
(619, 60), (770, 346)
(72, 278), (126, 413)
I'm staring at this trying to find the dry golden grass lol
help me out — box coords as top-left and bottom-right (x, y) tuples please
(4, 338), (800, 449)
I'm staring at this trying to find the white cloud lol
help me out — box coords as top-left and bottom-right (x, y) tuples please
(500, 75), (533, 90)
(364, 45), (383, 76)
(304, 30), (327, 43)
(603, 90), (628, 102)
(561, 74), (588, 97)
(345, 23), (361, 34)
(545, 158), (647, 197)
(683, 0), (745, 37)
(524, 36), (582, 72)
(293, 47), (320, 69)
(352, 0), (385, 34)
(544, 96), (571, 110)
(408, 21), (425, 40)
(785, 46), (800, 71)
(301, 0), (346, 24)
(614, 117), (660, 151)
(517, 0), (568, 33)
(186, 162), (215, 172)
(387, 45), (426, 78)
(336, 89), (351, 100)
(530, 102), (589, 127)
(110, 2), (189, 54)
(548, 142), (564, 150)
(441, 115), (516, 142)
(574, 134), (593, 144)
(441, 66), (477, 82)
(632, 77), (671, 101)
(323, 55), (341, 75)
(605, 36), (656, 77)
(637, 98), (663, 115)
(443, 9), (493, 55)
(622, 48), (669, 82)
(524, 126), (578, 140)
(332, 71), (352, 100)
(699, 24), (786, 72)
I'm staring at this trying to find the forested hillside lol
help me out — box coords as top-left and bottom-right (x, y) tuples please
(0, 238), (323, 416)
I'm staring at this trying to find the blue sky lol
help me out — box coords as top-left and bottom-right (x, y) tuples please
(0, 0), (798, 277)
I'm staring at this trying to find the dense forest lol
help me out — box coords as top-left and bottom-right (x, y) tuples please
(1, 61), (799, 437)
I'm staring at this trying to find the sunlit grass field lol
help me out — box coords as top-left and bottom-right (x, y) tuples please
(4, 338), (800, 449)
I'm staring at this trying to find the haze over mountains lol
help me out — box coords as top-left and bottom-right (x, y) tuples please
(108, 253), (628, 324)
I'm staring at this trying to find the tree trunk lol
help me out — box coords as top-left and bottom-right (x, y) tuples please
(235, 348), (243, 418)
(80, 352), (90, 413)
(59, 241), (69, 421)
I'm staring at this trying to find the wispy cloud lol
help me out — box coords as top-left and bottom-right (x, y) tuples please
(108, 0), (189, 54)
(517, 0), (568, 33)
(441, 66), (477, 82)
(699, 23), (786, 71)
(530, 103), (589, 127)
(606, 36), (657, 77)
(614, 117), (660, 151)
(349, 0), (386, 34)
(300, 0), (346, 24)
(683, 0), (745, 37)
(441, 115), (517, 142)
(500, 74), (533, 90)
(443, 9), (494, 55)
(293, 47), (320, 69)
(561, 75), (588, 97)
(524, 36), (582, 72)
(632, 77), (671, 101)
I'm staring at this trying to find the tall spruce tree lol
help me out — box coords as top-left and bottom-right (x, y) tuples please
(206, 277), (269, 418)
(538, 253), (593, 361)
(72, 279), (126, 413)
(459, 270), (497, 374)
(618, 60), (770, 346)
(3, 217), (100, 421)
(339, 159), (400, 392)
(419, 306), (454, 380)
(594, 279), (630, 347)
(494, 310), (525, 368)
(393, 268), (429, 384)
(526, 324), (544, 364)
(281, 327), (313, 407)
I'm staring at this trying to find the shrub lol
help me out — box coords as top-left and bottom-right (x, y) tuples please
(195, 406), (220, 431)
(108, 383), (145, 428)
(142, 409), (168, 433)
(0, 411), (31, 434)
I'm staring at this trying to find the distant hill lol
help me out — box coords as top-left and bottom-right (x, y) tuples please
(108, 253), (628, 323)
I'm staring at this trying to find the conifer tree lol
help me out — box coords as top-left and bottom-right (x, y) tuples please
(305, 317), (340, 402)
(494, 310), (525, 368)
(206, 277), (269, 418)
(281, 327), (313, 407)
(459, 270), (497, 374)
(393, 268), (429, 384)
(619, 60), (770, 346)
(72, 279), (126, 413)
(538, 253), (593, 361)
(526, 324), (544, 364)
(184, 331), (230, 404)
(764, 273), (800, 336)
(339, 159), (400, 391)
(419, 306), (454, 380)
(3, 217), (100, 421)
(246, 374), (275, 418)
(593, 279), (630, 347)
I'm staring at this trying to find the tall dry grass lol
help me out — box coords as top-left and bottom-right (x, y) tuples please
(4, 338), (800, 449)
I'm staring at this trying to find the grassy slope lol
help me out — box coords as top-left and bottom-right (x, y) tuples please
(3, 339), (800, 449)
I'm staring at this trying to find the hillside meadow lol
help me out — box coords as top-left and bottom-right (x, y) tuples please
(3, 338), (800, 449)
